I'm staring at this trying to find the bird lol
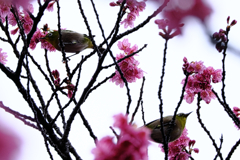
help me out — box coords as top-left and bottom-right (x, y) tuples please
(41, 30), (94, 56)
(145, 112), (192, 143)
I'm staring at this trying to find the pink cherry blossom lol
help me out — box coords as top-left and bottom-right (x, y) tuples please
(121, 12), (136, 28)
(182, 57), (221, 104)
(52, 70), (60, 79)
(110, 0), (146, 28)
(0, 1), (11, 23)
(213, 16), (237, 52)
(92, 113), (150, 160)
(159, 128), (198, 160)
(163, 0), (212, 29)
(233, 106), (240, 130)
(47, 1), (56, 12)
(29, 28), (56, 52)
(111, 39), (144, 88)
(67, 84), (75, 98)
(0, 48), (7, 65)
(117, 39), (131, 52)
(154, 18), (183, 39)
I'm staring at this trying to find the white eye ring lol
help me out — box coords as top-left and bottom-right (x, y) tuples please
(48, 33), (53, 37)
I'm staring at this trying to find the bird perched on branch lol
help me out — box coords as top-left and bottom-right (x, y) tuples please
(41, 30), (94, 56)
(145, 112), (192, 143)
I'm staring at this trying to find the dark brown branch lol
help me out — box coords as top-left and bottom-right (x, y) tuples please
(130, 77), (146, 124)
(196, 93), (223, 160)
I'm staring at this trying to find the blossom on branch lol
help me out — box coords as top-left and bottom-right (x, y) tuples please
(92, 113), (150, 160)
(0, 48), (7, 65)
(233, 106), (240, 130)
(182, 57), (222, 104)
(162, 0), (212, 29)
(159, 128), (198, 160)
(110, 39), (144, 88)
(155, 19), (183, 39)
(110, 0), (146, 28)
(29, 28), (56, 52)
(212, 16), (237, 52)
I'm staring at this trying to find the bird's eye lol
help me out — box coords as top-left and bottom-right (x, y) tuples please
(48, 33), (53, 37)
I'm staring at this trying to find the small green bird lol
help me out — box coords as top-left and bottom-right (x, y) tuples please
(145, 112), (192, 143)
(41, 30), (94, 54)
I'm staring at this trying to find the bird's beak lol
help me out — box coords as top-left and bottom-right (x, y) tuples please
(186, 111), (192, 117)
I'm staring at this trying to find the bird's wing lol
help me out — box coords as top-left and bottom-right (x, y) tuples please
(145, 116), (176, 130)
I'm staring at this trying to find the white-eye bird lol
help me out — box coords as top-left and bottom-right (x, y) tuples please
(145, 112), (192, 143)
(41, 30), (94, 54)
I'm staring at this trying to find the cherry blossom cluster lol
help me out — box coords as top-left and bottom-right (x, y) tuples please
(162, 0), (212, 30)
(212, 16), (237, 52)
(155, 19), (184, 39)
(29, 27), (56, 52)
(0, 0), (56, 35)
(182, 57), (222, 104)
(233, 107), (240, 130)
(51, 70), (75, 98)
(110, 0), (146, 28)
(92, 113), (150, 160)
(110, 39), (144, 88)
(0, 48), (7, 65)
(0, 2), (33, 35)
(160, 128), (199, 160)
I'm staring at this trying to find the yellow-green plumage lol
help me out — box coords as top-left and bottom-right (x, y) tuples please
(145, 112), (191, 143)
(42, 30), (93, 53)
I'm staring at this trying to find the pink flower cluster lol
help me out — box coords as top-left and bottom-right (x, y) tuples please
(110, 0), (146, 28)
(29, 28), (56, 52)
(233, 107), (240, 130)
(52, 70), (60, 86)
(0, 2), (34, 35)
(0, 48), (7, 65)
(155, 19), (183, 39)
(92, 113), (150, 160)
(51, 70), (76, 98)
(0, 0), (32, 9)
(212, 16), (237, 52)
(182, 57), (222, 104)
(159, 128), (199, 160)
(160, 0), (212, 32)
(66, 83), (75, 99)
(110, 39), (144, 88)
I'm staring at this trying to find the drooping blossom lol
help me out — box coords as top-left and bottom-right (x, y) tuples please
(182, 57), (222, 104)
(155, 19), (184, 39)
(212, 16), (237, 52)
(110, 0), (146, 28)
(46, 0), (57, 12)
(233, 106), (240, 130)
(110, 39), (144, 88)
(92, 113), (150, 160)
(0, 48), (7, 65)
(51, 69), (60, 86)
(66, 83), (75, 98)
(159, 128), (198, 160)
